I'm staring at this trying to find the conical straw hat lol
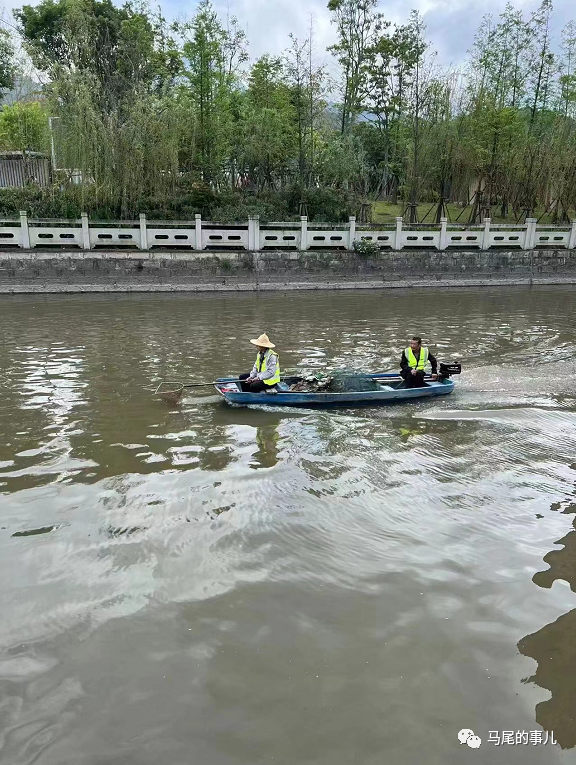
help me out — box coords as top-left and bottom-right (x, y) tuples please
(250, 333), (275, 348)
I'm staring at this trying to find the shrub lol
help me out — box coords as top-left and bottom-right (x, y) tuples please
(210, 193), (288, 223)
(352, 238), (380, 257)
(0, 182), (354, 223)
(284, 185), (355, 222)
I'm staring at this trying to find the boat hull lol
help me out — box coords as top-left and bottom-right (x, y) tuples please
(214, 376), (455, 408)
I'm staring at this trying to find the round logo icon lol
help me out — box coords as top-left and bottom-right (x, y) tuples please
(458, 729), (481, 748)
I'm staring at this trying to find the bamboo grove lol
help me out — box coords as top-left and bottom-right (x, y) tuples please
(0, 0), (575, 222)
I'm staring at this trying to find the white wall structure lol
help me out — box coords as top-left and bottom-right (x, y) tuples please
(1, 212), (575, 251)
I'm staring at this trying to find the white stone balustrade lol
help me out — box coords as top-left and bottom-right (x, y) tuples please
(0, 211), (575, 251)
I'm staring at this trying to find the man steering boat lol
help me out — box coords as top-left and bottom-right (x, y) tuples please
(400, 336), (438, 388)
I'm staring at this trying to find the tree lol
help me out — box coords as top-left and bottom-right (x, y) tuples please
(0, 28), (16, 96)
(404, 10), (431, 219)
(364, 23), (420, 199)
(239, 55), (296, 189)
(15, 0), (180, 110)
(462, 5), (533, 217)
(0, 101), (49, 151)
(517, 0), (556, 217)
(316, 131), (367, 191)
(526, 0), (556, 124)
(285, 30), (326, 185)
(175, 0), (242, 185)
(559, 21), (576, 118)
(2, 0), (576, 222)
(16, 0), (184, 215)
(327, 0), (382, 134)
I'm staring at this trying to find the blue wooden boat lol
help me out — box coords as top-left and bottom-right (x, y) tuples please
(214, 369), (458, 408)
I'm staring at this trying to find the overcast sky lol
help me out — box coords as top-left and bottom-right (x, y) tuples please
(203, 0), (573, 67)
(2, 0), (575, 68)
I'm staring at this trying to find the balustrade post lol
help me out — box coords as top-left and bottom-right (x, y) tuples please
(81, 212), (91, 250)
(482, 217), (492, 250)
(300, 216), (308, 251)
(195, 214), (204, 250)
(524, 218), (537, 250)
(248, 216), (260, 251)
(569, 219), (576, 250)
(254, 216), (260, 250)
(439, 217), (448, 251)
(139, 213), (148, 250)
(19, 210), (30, 249)
(394, 217), (403, 250)
(348, 216), (356, 250)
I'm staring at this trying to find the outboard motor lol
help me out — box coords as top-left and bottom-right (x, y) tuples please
(438, 362), (462, 380)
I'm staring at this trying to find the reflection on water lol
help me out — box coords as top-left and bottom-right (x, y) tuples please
(250, 424), (280, 469)
(1, 288), (576, 765)
(519, 609), (576, 750)
(518, 472), (576, 750)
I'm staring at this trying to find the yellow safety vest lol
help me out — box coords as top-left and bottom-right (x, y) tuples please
(255, 350), (281, 385)
(405, 346), (429, 371)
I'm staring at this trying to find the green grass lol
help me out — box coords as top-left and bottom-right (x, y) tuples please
(371, 201), (574, 226)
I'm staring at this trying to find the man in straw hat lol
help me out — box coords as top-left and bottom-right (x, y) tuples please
(239, 333), (281, 392)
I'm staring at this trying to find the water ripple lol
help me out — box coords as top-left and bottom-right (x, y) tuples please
(0, 288), (575, 764)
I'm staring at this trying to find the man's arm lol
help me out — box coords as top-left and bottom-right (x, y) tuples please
(400, 351), (409, 371)
(428, 351), (438, 374)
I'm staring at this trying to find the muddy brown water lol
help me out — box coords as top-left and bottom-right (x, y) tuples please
(1, 287), (576, 765)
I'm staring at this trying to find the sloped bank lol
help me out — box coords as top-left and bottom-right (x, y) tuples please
(0, 248), (575, 293)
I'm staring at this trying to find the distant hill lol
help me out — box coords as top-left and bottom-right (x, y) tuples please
(1, 77), (45, 106)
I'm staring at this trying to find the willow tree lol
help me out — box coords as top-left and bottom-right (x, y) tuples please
(316, 131), (367, 191)
(15, 0), (183, 216)
(416, 73), (464, 220)
(0, 102), (49, 151)
(16, 0), (179, 109)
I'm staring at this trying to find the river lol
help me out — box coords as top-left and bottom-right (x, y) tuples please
(1, 287), (575, 765)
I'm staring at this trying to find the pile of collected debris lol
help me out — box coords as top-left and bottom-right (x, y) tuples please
(289, 370), (381, 393)
(289, 373), (332, 392)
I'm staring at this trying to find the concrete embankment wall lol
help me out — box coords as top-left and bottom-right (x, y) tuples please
(1, 249), (576, 293)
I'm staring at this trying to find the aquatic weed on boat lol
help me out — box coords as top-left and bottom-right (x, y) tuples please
(289, 370), (381, 393)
